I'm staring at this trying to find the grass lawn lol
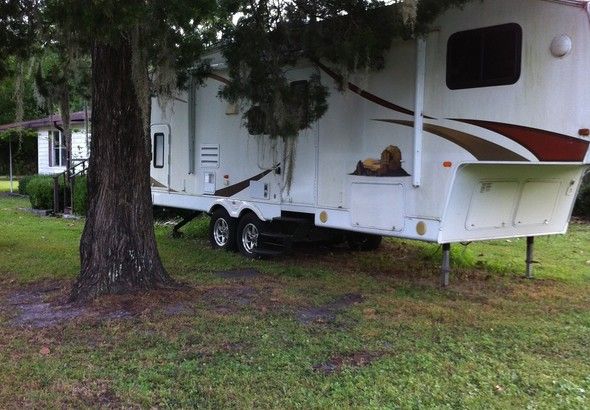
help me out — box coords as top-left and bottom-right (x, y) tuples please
(0, 176), (18, 193)
(1, 194), (589, 408)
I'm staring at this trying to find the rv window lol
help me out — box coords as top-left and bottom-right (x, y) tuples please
(447, 23), (522, 90)
(153, 132), (165, 168)
(290, 80), (309, 129)
(246, 80), (311, 136)
(247, 106), (267, 135)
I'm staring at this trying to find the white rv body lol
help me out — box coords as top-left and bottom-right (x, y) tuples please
(151, 0), (590, 246)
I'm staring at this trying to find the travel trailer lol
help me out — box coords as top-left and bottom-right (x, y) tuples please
(150, 0), (590, 281)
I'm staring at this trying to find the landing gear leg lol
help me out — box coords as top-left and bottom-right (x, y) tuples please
(441, 243), (451, 287)
(525, 236), (535, 279)
(172, 211), (202, 238)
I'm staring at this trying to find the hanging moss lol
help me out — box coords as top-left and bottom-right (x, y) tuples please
(219, 0), (474, 140)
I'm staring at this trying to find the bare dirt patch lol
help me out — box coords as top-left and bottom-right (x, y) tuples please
(297, 293), (364, 325)
(6, 282), (88, 328)
(1, 281), (200, 329)
(200, 285), (283, 315)
(1, 279), (287, 329)
(313, 351), (384, 375)
(215, 268), (260, 280)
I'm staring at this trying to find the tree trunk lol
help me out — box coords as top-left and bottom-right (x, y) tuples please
(70, 34), (175, 301)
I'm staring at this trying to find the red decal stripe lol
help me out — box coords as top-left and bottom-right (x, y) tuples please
(455, 119), (589, 162)
(379, 120), (528, 161)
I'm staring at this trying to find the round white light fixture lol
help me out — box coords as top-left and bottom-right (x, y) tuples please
(550, 34), (572, 58)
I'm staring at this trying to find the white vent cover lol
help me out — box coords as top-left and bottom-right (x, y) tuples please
(200, 144), (220, 168)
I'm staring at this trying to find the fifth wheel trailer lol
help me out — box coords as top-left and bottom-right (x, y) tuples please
(150, 0), (590, 277)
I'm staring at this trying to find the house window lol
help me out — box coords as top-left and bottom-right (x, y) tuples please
(447, 23), (522, 90)
(153, 132), (165, 168)
(50, 130), (67, 167)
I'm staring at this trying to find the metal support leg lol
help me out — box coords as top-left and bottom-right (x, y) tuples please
(526, 236), (534, 279)
(441, 243), (451, 287)
(172, 211), (202, 238)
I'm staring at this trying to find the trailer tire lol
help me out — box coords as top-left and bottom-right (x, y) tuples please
(347, 232), (382, 251)
(209, 208), (237, 251)
(237, 213), (265, 258)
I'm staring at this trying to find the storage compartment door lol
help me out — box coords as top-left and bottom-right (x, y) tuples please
(350, 182), (405, 231)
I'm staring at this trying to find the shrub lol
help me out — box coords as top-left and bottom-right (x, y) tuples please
(72, 176), (88, 216)
(18, 175), (34, 195)
(26, 175), (67, 210)
(574, 181), (590, 219)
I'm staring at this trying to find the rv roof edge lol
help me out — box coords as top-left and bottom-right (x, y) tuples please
(541, 0), (589, 7)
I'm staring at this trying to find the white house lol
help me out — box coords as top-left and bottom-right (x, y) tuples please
(0, 111), (91, 175)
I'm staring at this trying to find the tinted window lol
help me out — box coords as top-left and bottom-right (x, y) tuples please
(447, 23), (522, 90)
(290, 80), (310, 129)
(246, 80), (311, 135)
(153, 132), (165, 168)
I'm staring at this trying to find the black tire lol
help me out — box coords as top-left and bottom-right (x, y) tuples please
(237, 213), (265, 258)
(209, 208), (237, 251)
(347, 232), (382, 251)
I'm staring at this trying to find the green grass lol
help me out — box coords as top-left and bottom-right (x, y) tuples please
(0, 177), (18, 193)
(1, 194), (590, 408)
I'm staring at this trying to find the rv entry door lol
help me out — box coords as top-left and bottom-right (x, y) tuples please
(150, 124), (171, 191)
(280, 68), (320, 206)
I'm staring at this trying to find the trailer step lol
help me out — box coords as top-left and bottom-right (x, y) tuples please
(273, 216), (312, 224)
(253, 248), (285, 257)
(260, 232), (293, 240)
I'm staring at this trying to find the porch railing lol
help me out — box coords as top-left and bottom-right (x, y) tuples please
(53, 158), (89, 215)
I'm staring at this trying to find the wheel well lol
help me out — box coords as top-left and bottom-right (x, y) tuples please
(238, 208), (257, 220)
(209, 205), (259, 221)
(209, 204), (227, 216)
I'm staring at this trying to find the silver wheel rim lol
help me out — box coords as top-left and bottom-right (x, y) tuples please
(241, 223), (259, 253)
(213, 218), (230, 247)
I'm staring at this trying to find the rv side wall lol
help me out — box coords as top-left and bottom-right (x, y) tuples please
(151, 0), (590, 245)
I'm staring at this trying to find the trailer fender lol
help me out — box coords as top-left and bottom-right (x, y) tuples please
(208, 199), (271, 222)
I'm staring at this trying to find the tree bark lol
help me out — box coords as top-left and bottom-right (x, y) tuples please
(70, 34), (175, 301)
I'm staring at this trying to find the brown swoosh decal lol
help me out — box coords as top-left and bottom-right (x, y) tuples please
(208, 73), (231, 85)
(151, 177), (177, 192)
(214, 168), (275, 197)
(316, 61), (429, 118)
(378, 120), (528, 162)
(207, 65), (583, 161)
(454, 119), (589, 162)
